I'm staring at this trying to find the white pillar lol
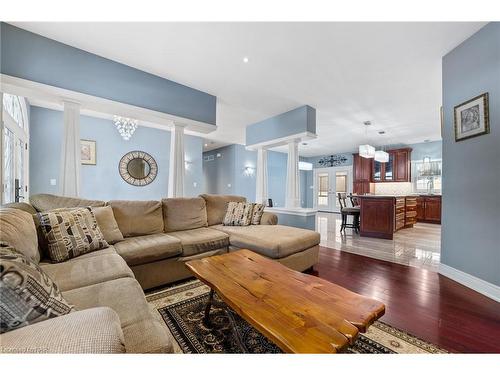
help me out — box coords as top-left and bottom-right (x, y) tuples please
(285, 139), (301, 209)
(255, 148), (268, 205)
(168, 123), (185, 197)
(59, 101), (81, 197)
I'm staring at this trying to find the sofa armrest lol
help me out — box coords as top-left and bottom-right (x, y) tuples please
(0, 307), (125, 354)
(260, 212), (278, 225)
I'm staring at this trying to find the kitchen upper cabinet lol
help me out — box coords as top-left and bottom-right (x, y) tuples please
(393, 149), (411, 182)
(353, 153), (374, 195)
(371, 148), (411, 182)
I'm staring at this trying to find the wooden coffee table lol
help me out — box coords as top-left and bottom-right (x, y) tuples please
(185, 249), (385, 353)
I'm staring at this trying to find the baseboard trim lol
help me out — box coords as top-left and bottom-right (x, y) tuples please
(439, 263), (500, 302)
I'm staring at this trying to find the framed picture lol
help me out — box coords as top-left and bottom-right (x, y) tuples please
(81, 139), (96, 165)
(454, 93), (489, 142)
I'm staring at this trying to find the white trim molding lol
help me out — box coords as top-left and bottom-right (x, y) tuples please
(1, 74), (216, 135)
(439, 263), (500, 302)
(245, 131), (317, 151)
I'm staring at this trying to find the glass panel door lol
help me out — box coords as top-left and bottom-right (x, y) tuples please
(316, 172), (330, 210)
(314, 167), (353, 212)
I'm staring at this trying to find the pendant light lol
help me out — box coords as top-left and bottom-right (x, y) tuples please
(359, 121), (375, 158)
(375, 150), (389, 162)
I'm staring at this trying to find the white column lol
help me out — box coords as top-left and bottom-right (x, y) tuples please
(59, 101), (81, 197)
(255, 148), (268, 205)
(168, 123), (185, 197)
(285, 139), (301, 209)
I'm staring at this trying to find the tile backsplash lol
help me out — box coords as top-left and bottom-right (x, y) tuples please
(374, 182), (413, 195)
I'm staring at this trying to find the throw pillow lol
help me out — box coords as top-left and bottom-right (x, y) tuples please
(251, 203), (265, 225)
(92, 206), (124, 244)
(0, 246), (74, 334)
(35, 207), (109, 263)
(223, 202), (254, 226)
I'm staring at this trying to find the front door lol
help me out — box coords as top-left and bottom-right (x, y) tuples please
(1, 93), (29, 204)
(313, 166), (353, 213)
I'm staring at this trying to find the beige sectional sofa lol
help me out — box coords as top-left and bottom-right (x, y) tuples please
(0, 193), (320, 354)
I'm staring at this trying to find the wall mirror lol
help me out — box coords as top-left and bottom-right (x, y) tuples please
(119, 151), (158, 186)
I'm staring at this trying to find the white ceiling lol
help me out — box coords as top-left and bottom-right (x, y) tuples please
(12, 22), (485, 156)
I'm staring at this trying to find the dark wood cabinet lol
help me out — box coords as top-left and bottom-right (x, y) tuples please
(367, 148), (412, 183)
(393, 149), (410, 182)
(359, 197), (395, 239)
(416, 196), (441, 224)
(353, 153), (373, 195)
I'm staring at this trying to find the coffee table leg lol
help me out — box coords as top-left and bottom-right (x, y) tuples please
(203, 289), (215, 326)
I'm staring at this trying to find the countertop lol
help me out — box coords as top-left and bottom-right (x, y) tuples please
(354, 194), (441, 198)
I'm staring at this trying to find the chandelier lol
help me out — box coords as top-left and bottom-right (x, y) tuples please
(114, 115), (138, 140)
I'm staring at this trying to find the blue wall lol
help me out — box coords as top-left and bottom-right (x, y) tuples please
(246, 105), (316, 146)
(1, 23), (216, 125)
(30, 106), (204, 200)
(442, 22), (500, 287)
(203, 145), (310, 208)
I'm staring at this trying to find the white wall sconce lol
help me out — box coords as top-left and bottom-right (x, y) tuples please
(185, 160), (193, 170)
(244, 166), (255, 176)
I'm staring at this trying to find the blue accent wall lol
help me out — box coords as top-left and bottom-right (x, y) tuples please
(1, 23), (216, 125)
(29, 106), (204, 200)
(203, 145), (309, 208)
(246, 105), (316, 146)
(442, 22), (500, 286)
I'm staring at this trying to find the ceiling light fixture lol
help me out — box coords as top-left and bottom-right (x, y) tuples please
(114, 115), (138, 141)
(243, 57), (249, 63)
(374, 150), (389, 163)
(359, 121), (375, 158)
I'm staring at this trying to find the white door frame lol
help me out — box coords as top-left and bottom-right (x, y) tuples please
(313, 165), (353, 213)
(1, 92), (30, 204)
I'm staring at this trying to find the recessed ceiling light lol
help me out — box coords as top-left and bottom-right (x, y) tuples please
(363, 121), (372, 126)
(243, 57), (249, 63)
(302, 142), (308, 146)
(378, 131), (385, 135)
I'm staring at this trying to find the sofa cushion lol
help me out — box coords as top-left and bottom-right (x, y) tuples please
(113, 233), (182, 266)
(0, 208), (40, 263)
(34, 207), (109, 263)
(92, 206), (124, 244)
(30, 193), (105, 212)
(251, 203), (265, 225)
(0, 246), (74, 334)
(168, 228), (230, 257)
(199, 194), (246, 226)
(0, 307), (125, 354)
(40, 246), (134, 292)
(62, 277), (173, 353)
(2, 202), (37, 215)
(211, 224), (320, 259)
(162, 197), (208, 232)
(222, 202), (254, 226)
(109, 200), (163, 237)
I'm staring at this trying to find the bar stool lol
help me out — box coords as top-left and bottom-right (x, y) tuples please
(338, 193), (360, 233)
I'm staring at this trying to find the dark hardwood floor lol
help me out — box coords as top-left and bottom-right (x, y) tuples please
(314, 246), (500, 353)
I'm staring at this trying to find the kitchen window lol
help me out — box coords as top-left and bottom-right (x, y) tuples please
(412, 159), (442, 194)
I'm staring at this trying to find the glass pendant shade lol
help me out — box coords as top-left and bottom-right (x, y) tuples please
(359, 144), (375, 158)
(374, 150), (389, 163)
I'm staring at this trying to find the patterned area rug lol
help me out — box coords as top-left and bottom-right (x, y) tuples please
(147, 280), (447, 354)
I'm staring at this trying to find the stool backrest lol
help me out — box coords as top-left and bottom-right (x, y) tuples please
(337, 193), (348, 210)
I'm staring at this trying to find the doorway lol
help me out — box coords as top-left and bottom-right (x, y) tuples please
(313, 166), (353, 213)
(1, 93), (30, 204)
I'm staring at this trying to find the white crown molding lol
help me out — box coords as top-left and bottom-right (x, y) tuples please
(0, 74), (216, 135)
(245, 131), (317, 151)
(439, 263), (500, 302)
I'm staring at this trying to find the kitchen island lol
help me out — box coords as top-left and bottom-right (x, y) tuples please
(354, 195), (417, 240)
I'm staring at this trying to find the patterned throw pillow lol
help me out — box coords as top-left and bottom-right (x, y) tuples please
(223, 202), (254, 226)
(0, 246), (74, 334)
(251, 204), (265, 225)
(35, 207), (109, 263)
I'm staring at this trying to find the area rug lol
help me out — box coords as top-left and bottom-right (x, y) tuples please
(146, 280), (447, 354)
